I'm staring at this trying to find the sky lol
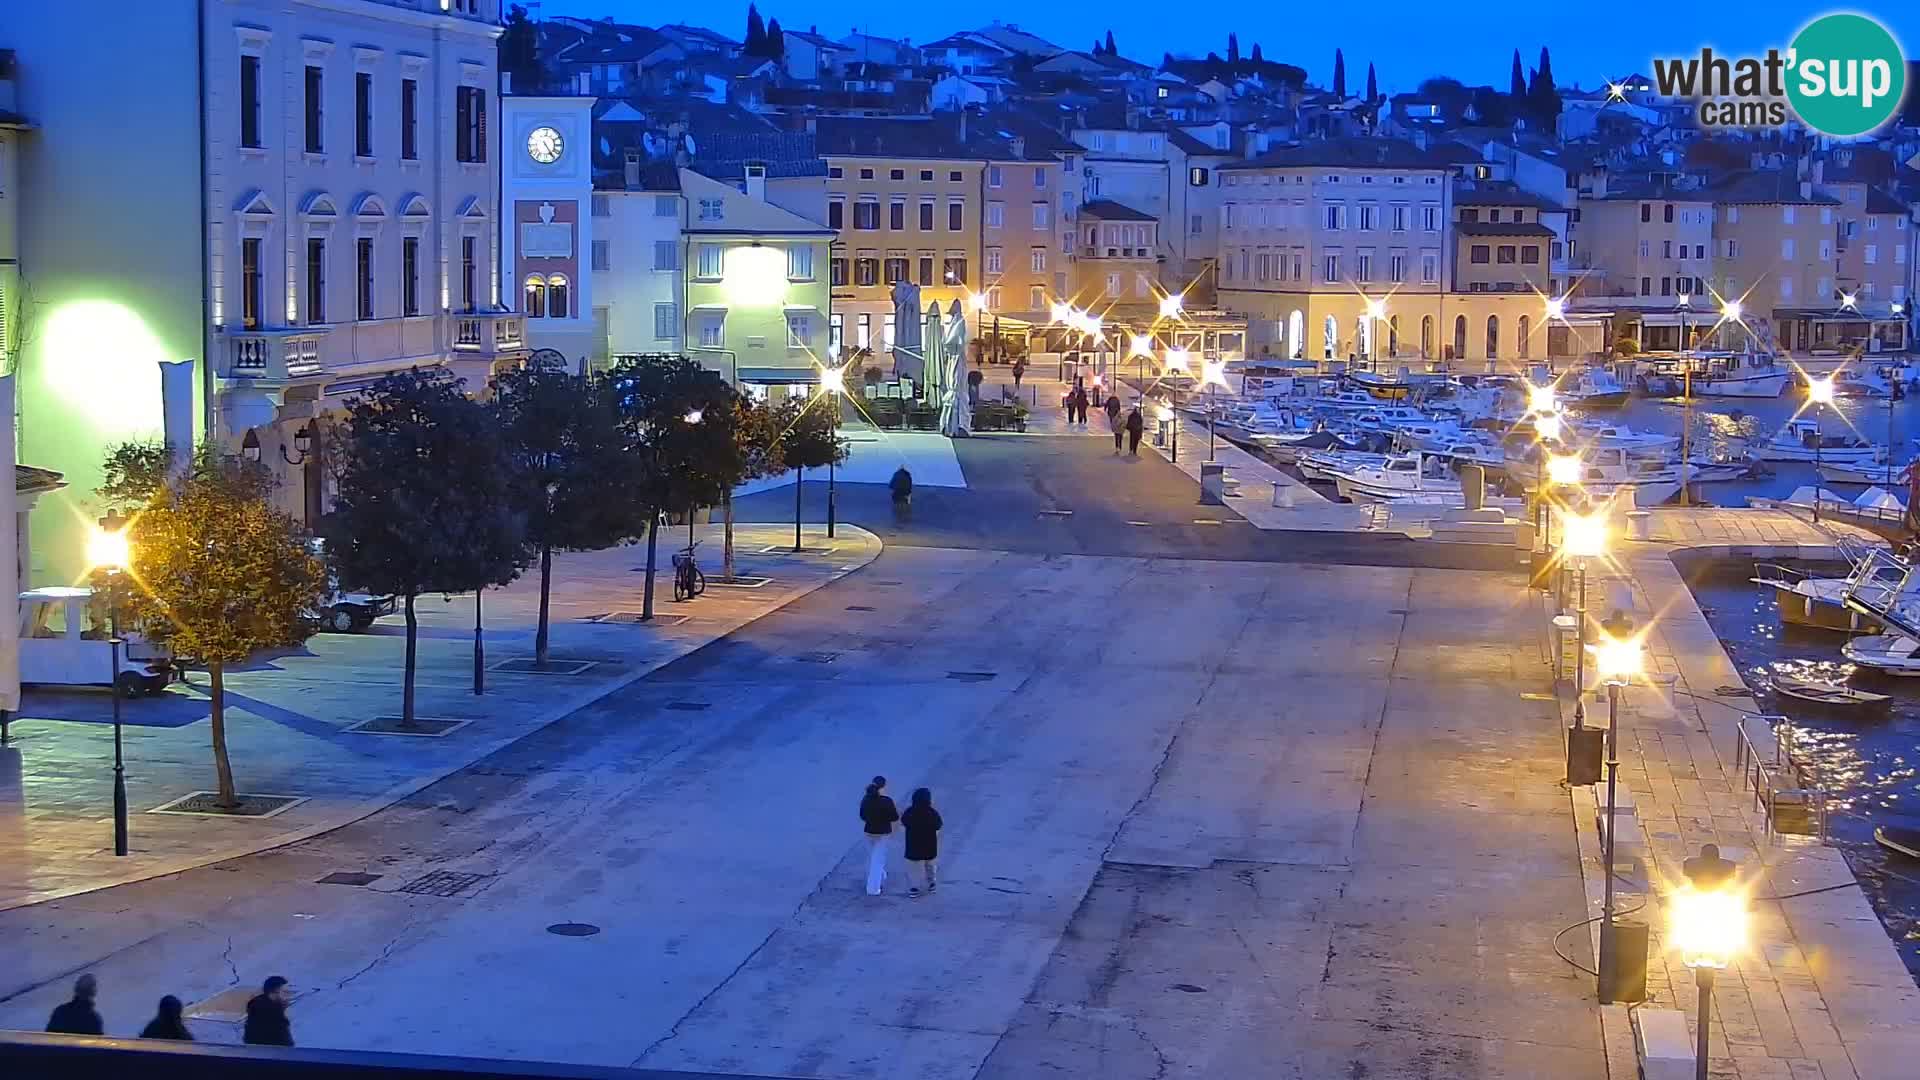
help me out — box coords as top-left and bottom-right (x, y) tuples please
(528, 2), (1920, 97)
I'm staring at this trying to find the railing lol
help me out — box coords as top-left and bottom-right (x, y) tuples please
(452, 312), (526, 356)
(1733, 714), (1831, 844)
(223, 329), (330, 384)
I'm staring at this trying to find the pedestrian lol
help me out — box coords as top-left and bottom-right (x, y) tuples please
(1126, 405), (1145, 455)
(45, 974), (103, 1035)
(1011, 357), (1027, 390)
(859, 776), (899, 896)
(1109, 401), (1126, 452)
(243, 975), (294, 1047)
(900, 787), (943, 897)
(140, 995), (194, 1040)
(1105, 392), (1122, 425)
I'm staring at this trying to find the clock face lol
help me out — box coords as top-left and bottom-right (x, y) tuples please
(527, 126), (563, 164)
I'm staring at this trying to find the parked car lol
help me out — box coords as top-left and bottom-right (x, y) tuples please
(18, 587), (172, 696)
(306, 538), (396, 633)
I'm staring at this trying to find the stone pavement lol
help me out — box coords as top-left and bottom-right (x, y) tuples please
(0, 522), (880, 911)
(1545, 505), (1920, 1079)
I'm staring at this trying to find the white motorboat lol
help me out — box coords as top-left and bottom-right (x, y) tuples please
(1751, 541), (1894, 633)
(1569, 422), (1680, 453)
(1350, 405), (1437, 431)
(1753, 419), (1881, 464)
(1213, 400), (1314, 440)
(1297, 449), (1386, 484)
(1830, 369), (1895, 398)
(1557, 366), (1631, 408)
(1842, 634), (1920, 676)
(1331, 453), (1465, 504)
(1523, 445), (1694, 505)
(1254, 430), (1362, 464)
(1693, 353), (1791, 398)
(1424, 438), (1509, 472)
(1817, 448), (1910, 485)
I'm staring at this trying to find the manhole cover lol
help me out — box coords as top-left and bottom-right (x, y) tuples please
(346, 716), (470, 737)
(397, 870), (496, 898)
(1038, 509), (1074, 517)
(316, 871), (383, 887)
(489, 658), (597, 676)
(706, 575), (772, 588)
(947, 671), (996, 683)
(873, 580), (903, 587)
(1388, 608), (1409, 615)
(1171, 983), (1208, 994)
(795, 651), (839, 664)
(846, 605), (876, 612)
(592, 612), (689, 627)
(665, 701), (711, 711)
(547, 922), (601, 937)
(149, 792), (306, 818)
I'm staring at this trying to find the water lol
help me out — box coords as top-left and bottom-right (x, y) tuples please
(1587, 392), (1916, 506)
(1683, 562), (1920, 981)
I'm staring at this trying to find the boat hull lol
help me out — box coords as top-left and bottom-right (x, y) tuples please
(1562, 391), (1632, 409)
(1699, 373), (1791, 398)
(1767, 583), (1882, 632)
(1841, 634), (1920, 675)
(1755, 445), (1882, 464)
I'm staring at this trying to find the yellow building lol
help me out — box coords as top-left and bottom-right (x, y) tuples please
(1573, 177), (1714, 306)
(1070, 199), (1162, 308)
(816, 117), (986, 364)
(1706, 170), (1839, 352)
(678, 167), (834, 394)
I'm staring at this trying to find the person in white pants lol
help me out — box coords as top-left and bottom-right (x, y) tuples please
(858, 776), (898, 896)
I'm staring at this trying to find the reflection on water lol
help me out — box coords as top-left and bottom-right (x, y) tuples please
(1686, 562), (1920, 980)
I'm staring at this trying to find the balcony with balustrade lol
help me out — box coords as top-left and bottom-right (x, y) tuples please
(217, 327), (331, 392)
(451, 310), (528, 362)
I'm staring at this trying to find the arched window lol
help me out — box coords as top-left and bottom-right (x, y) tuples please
(1420, 315), (1433, 358)
(1322, 314), (1338, 360)
(1355, 316), (1369, 360)
(1485, 314), (1499, 359)
(1517, 315), (1531, 359)
(1388, 315), (1400, 357)
(546, 274), (570, 319)
(1288, 310), (1304, 359)
(1452, 315), (1467, 358)
(523, 275), (546, 318)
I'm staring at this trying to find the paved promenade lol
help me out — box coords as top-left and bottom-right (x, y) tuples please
(1553, 506), (1920, 1080)
(0, 522), (880, 911)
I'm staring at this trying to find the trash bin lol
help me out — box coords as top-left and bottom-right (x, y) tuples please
(1200, 463), (1226, 505)
(1626, 510), (1652, 541)
(1154, 418), (1169, 447)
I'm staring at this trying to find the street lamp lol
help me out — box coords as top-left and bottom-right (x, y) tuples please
(1545, 295), (1567, 321)
(1158, 293), (1184, 320)
(1589, 631), (1643, 1002)
(88, 516), (133, 857)
(819, 368), (845, 539)
(1156, 402), (1179, 462)
(1547, 452), (1583, 487)
(1561, 509), (1607, 719)
(1528, 383), (1558, 417)
(1201, 357), (1228, 461)
(1671, 854), (1747, 1080)
(1807, 375), (1836, 521)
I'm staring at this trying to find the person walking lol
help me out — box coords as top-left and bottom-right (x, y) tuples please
(900, 788), (943, 897)
(243, 976), (294, 1047)
(1011, 357), (1027, 391)
(859, 776), (899, 896)
(1108, 399), (1126, 452)
(140, 995), (193, 1040)
(1126, 405), (1145, 456)
(46, 974), (103, 1035)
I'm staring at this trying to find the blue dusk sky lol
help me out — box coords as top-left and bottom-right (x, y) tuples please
(526, 2), (1919, 97)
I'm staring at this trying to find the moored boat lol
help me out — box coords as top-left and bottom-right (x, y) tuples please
(1752, 557), (1895, 633)
(1752, 419), (1881, 464)
(1841, 633), (1920, 676)
(1769, 674), (1892, 715)
(1875, 825), (1920, 858)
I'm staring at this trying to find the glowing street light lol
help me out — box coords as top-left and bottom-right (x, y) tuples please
(1720, 298), (1742, 322)
(1158, 292), (1184, 319)
(1806, 376), (1835, 521)
(1164, 347), (1192, 374)
(1547, 453), (1583, 486)
(1588, 629), (1643, 1002)
(1671, 862), (1748, 1080)
(1200, 357), (1230, 461)
(1545, 296), (1567, 321)
(1364, 297), (1386, 320)
(1560, 511), (1607, 751)
(1806, 375), (1836, 405)
(1561, 511), (1608, 559)
(1534, 412), (1563, 443)
(1840, 292), (1859, 312)
(87, 525), (131, 571)
(818, 368), (846, 537)
(88, 516), (133, 857)
(1155, 401), (1180, 462)
(1128, 334), (1154, 358)
(1049, 301), (1072, 325)
(1528, 383), (1558, 416)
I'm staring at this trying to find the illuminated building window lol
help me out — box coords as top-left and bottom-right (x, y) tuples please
(546, 275), (570, 319)
(523, 275), (545, 318)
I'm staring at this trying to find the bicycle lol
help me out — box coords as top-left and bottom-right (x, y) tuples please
(672, 542), (706, 602)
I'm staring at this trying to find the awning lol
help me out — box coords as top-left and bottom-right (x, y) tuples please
(737, 367), (822, 385)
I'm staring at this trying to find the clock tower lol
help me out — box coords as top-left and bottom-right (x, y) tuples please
(499, 95), (597, 366)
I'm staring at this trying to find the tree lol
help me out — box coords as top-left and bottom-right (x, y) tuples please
(1418, 76), (1472, 123)
(1510, 49), (1527, 99)
(744, 4), (766, 56)
(498, 4), (546, 93)
(106, 444), (326, 809)
(721, 397), (789, 581)
(492, 357), (643, 666)
(1471, 85), (1515, 128)
(1104, 30), (1116, 57)
(765, 18), (786, 61)
(1251, 43), (1263, 64)
(1162, 51), (1175, 70)
(323, 370), (526, 726)
(1529, 47), (1562, 130)
(1227, 33), (1240, 65)
(776, 395), (848, 552)
(1333, 49), (1346, 98)
(1365, 63), (1378, 103)
(1092, 38), (1103, 57)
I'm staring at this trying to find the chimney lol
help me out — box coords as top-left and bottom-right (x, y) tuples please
(745, 162), (768, 202)
(624, 148), (643, 190)
(957, 108), (967, 144)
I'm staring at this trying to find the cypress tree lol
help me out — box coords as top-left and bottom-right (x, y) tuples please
(1332, 48), (1346, 98)
(1365, 63), (1378, 103)
(744, 4), (766, 56)
(1105, 30), (1117, 57)
(1227, 33), (1240, 65)
(1510, 49), (1527, 99)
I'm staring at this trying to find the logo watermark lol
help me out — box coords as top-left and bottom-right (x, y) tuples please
(1650, 12), (1906, 136)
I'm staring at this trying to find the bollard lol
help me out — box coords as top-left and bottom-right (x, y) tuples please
(1199, 463), (1226, 505)
(1626, 510), (1652, 541)
(1460, 465), (1485, 511)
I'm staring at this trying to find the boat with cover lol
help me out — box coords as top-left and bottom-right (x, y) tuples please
(1753, 419), (1881, 464)
(1751, 539), (1894, 633)
(1692, 352), (1792, 398)
(1839, 552), (1920, 674)
(1557, 366), (1632, 408)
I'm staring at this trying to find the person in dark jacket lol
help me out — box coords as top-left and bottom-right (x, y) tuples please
(900, 788), (944, 897)
(859, 776), (899, 896)
(140, 995), (193, 1040)
(243, 976), (294, 1047)
(46, 974), (103, 1035)
(1126, 406), (1146, 456)
(1105, 394), (1124, 451)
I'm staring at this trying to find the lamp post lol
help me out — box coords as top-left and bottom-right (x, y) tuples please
(1677, 294), (1694, 505)
(1671, 850), (1746, 1080)
(1562, 511), (1607, 726)
(88, 518), (132, 857)
(819, 369), (844, 538)
(1590, 633), (1643, 1001)
(1807, 375), (1835, 522)
(1166, 348), (1191, 461)
(1202, 358), (1228, 462)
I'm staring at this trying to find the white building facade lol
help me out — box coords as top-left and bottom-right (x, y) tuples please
(499, 94), (599, 366)
(593, 164), (684, 360)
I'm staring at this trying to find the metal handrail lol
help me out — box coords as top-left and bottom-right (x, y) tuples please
(1733, 714), (1830, 844)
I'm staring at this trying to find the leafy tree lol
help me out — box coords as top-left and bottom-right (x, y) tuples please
(1162, 51), (1175, 69)
(1510, 49), (1527, 99)
(777, 394), (849, 552)
(499, 4), (546, 93)
(1104, 30), (1116, 57)
(1529, 47), (1562, 130)
(323, 370), (526, 725)
(1332, 48), (1346, 98)
(492, 357), (644, 666)
(1471, 85), (1515, 127)
(1227, 33), (1240, 65)
(721, 397), (789, 581)
(1418, 76), (1472, 123)
(765, 18), (786, 61)
(744, 4), (766, 56)
(105, 444), (326, 809)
